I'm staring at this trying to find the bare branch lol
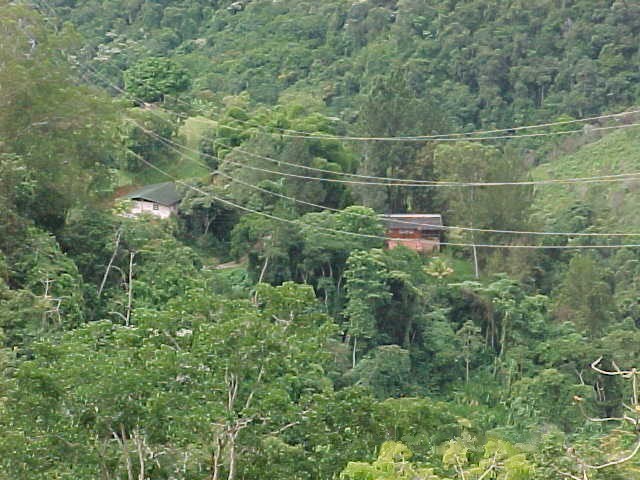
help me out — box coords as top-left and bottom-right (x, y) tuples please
(244, 365), (265, 411)
(559, 471), (588, 480)
(268, 421), (300, 436)
(98, 228), (122, 298)
(585, 439), (640, 470)
(125, 251), (136, 327)
(476, 462), (498, 480)
(591, 358), (635, 377)
(133, 428), (146, 480)
(576, 401), (628, 424)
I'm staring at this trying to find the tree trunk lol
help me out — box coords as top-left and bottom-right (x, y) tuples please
(98, 228), (122, 298)
(472, 244), (479, 279)
(125, 251), (136, 326)
(403, 316), (412, 349)
(134, 430), (145, 480)
(210, 436), (224, 480)
(113, 424), (135, 480)
(465, 358), (470, 384)
(227, 432), (238, 480)
(258, 256), (270, 284)
(204, 214), (215, 236)
(352, 335), (358, 369)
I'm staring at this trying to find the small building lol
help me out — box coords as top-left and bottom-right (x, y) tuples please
(123, 182), (181, 219)
(380, 214), (443, 253)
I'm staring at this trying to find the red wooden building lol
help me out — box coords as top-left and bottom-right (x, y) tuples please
(380, 214), (443, 253)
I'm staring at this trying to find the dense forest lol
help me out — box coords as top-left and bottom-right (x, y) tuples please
(2, 0), (640, 479)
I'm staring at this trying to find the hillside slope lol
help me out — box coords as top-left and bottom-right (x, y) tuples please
(47, 0), (640, 129)
(532, 128), (640, 233)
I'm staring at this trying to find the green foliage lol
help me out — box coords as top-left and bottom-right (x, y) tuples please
(555, 254), (615, 337)
(124, 56), (191, 103)
(177, 181), (238, 250)
(0, 2), (119, 230)
(342, 438), (535, 480)
(1, 227), (85, 348)
(57, 0), (640, 127)
(354, 73), (447, 212)
(341, 441), (438, 480)
(349, 345), (411, 399)
(4, 3), (640, 479)
(532, 128), (640, 236)
(118, 107), (181, 174)
(433, 143), (534, 276)
(0, 282), (338, 479)
(344, 248), (391, 362)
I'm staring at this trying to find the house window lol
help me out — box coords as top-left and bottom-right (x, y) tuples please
(153, 203), (159, 210)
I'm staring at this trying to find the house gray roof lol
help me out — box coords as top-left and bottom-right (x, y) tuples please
(380, 214), (443, 231)
(125, 182), (181, 206)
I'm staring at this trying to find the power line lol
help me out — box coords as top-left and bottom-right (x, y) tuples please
(34, 12), (639, 188)
(131, 119), (640, 239)
(128, 151), (640, 250)
(112, 74), (640, 187)
(69, 60), (635, 187)
(30, 3), (640, 250)
(64, 55), (640, 185)
(129, 118), (640, 189)
(211, 134), (640, 186)
(50, 35), (639, 145)
(158, 88), (640, 143)
(274, 122), (640, 142)
(162, 96), (640, 142)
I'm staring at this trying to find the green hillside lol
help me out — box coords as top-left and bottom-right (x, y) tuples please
(533, 128), (640, 232)
(47, 0), (640, 129)
(3, 2), (640, 479)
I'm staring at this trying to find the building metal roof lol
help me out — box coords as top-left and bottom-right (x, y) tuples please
(125, 182), (181, 206)
(380, 214), (443, 231)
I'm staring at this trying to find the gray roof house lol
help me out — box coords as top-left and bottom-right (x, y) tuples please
(123, 182), (181, 219)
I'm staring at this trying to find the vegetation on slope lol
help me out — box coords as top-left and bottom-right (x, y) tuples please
(534, 128), (640, 233)
(2, 1), (640, 479)
(48, 0), (640, 128)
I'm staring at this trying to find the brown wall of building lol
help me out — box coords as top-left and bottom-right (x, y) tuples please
(385, 230), (441, 253)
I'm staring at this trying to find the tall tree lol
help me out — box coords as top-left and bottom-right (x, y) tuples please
(433, 143), (534, 276)
(555, 254), (615, 337)
(344, 249), (391, 367)
(0, 2), (118, 231)
(123, 56), (191, 103)
(355, 73), (447, 213)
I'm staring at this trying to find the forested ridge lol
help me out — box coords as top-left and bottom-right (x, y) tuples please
(2, 0), (640, 479)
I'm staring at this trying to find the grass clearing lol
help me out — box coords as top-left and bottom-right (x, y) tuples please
(532, 128), (640, 232)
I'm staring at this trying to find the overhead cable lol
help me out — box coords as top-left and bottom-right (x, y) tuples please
(129, 151), (640, 250)
(71, 59), (640, 185)
(128, 118), (640, 188)
(161, 95), (640, 141)
(131, 119), (640, 239)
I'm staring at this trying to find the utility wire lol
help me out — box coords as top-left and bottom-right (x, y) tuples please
(274, 122), (640, 142)
(161, 94), (640, 141)
(129, 151), (640, 250)
(66, 55), (640, 185)
(158, 88), (640, 143)
(209, 134), (640, 186)
(128, 118), (640, 188)
(131, 119), (640, 239)
(32, 3), (640, 250)
(66, 63), (639, 187)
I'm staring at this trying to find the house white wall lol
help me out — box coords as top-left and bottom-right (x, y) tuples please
(129, 200), (177, 219)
